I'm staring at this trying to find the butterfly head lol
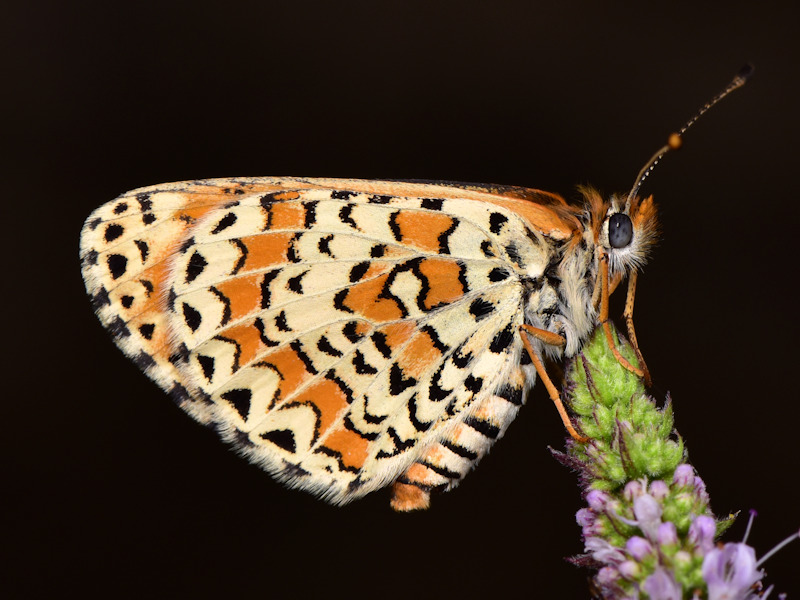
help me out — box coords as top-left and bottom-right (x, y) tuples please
(581, 187), (659, 279)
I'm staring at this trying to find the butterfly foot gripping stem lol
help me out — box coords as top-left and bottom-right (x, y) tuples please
(520, 325), (588, 444)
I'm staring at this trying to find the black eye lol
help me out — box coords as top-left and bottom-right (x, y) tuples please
(608, 213), (633, 248)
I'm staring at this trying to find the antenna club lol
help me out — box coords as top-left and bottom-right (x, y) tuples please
(668, 133), (682, 150)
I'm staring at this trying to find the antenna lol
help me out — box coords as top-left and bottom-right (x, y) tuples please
(625, 64), (754, 207)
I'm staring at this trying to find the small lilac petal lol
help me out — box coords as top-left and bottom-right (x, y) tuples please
(586, 537), (626, 564)
(643, 568), (682, 600)
(626, 535), (654, 560)
(633, 494), (663, 540)
(688, 515), (716, 554)
(657, 521), (679, 546)
(624, 480), (643, 501)
(673, 464), (695, 487)
(587, 489), (610, 512)
(693, 476), (709, 503)
(702, 543), (764, 599)
(617, 559), (640, 580)
(596, 566), (620, 586)
(649, 480), (669, 500)
(576, 508), (595, 527)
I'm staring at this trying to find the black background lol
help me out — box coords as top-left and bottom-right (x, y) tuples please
(5, 1), (799, 597)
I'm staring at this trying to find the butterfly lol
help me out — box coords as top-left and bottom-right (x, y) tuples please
(79, 67), (750, 511)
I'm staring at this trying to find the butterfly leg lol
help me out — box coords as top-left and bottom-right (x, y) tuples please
(598, 252), (645, 379)
(622, 271), (652, 386)
(519, 325), (588, 443)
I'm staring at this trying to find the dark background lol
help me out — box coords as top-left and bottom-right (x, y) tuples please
(5, 1), (799, 597)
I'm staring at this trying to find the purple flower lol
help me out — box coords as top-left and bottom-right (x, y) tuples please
(673, 464), (695, 487)
(632, 494), (663, 541)
(585, 537), (626, 564)
(576, 508), (595, 528)
(702, 543), (764, 600)
(649, 480), (669, 500)
(626, 536), (654, 561)
(642, 568), (682, 600)
(688, 515), (716, 554)
(657, 521), (678, 546)
(587, 489), (611, 512)
(623, 480), (644, 501)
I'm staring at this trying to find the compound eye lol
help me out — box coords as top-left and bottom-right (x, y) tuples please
(608, 213), (633, 248)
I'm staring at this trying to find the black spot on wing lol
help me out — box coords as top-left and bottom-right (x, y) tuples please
(197, 354), (215, 382)
(339, 204), (358, 229)
(137, 193), (152, 212)
(211, 212), (237, 234)
(318, 234), (334, 257)
(221, 388), (252, 421)
(209, 286), (232, 326)
(353, 350), (378, 375)
(104, 224), (123, 242)
(489, 324), (515, 354)
(290, 340), (318, 375)
(349, 262), (370, 282)
(254, 318), (280, 347)
(333, 289), (353, 313)
(342, 321), (365, 343)
(82, 249), (99, 267)
(138, 323), (155, 340)
(261, 429), (296, 453)
(489, 212), (509, 234)
(437, 218), (458, 254)
(113, 202), (128, 215)
(408, 394), (432, 432)
(182, 302), (202, 332)
(421, 198), (443, 211)
(134, 240), (149, 262)
(260, 269), (280, 309)
(275, 310), (292, 332)
(133, 350), (156, 371)
(317, 336), (343, 357)
(325, 370), (354, 404)
(120, 295), (134, 309)
(107, 254), (127, 279)
(90, 286), (111, 310)
(287, 270), (307, 294)
(420, 325), (450, 354)
(371, 332), (391, 358)
(489, 267), (510, 282)
(464, 375), (483, 393)
(304, 201), (318, 227)
(469, 298), (495, 321)
(185, 252), (207, 284)
(389, 364), (416, 396)
(388, 211), (401, 241)
(429, 366), (452, 402)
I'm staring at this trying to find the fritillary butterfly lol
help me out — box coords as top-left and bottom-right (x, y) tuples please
(80, 68), (750, 511)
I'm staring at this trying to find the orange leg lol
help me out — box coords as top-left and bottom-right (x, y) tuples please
(520, 324), (588, 443)
(598, 253), (644, 378)
(622, 271), (652, 386)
